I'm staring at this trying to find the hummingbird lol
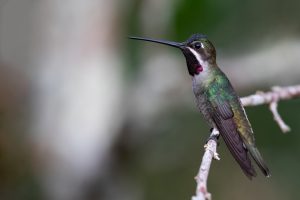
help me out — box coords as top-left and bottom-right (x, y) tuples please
(129, 34), (270, 179)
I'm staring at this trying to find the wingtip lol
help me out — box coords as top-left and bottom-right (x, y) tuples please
(243, 168), (257, 180)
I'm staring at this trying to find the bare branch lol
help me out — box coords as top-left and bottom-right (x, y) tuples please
(192, 85), (300, 200)
(192, 129), (219, 200)
(241, 85), (300, 106)
(241, 84), (300, 132)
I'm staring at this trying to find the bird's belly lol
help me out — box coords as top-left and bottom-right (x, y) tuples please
(192, 77), (215, 127)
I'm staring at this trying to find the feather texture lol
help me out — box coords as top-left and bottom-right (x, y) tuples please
(195, 68), (270, 178)
(211, 103), (257, 178)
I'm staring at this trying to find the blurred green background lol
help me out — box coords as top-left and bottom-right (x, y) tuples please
(0, 0), (300, 200)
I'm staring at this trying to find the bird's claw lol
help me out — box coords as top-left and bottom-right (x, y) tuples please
(205, 132), (220, 145)
(204, 143), (220, 160)
(213, 152), (220, 160)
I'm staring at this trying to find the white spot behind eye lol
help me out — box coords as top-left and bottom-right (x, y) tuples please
(201, 43), (204, 48)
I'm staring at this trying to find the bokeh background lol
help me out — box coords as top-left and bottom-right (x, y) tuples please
(0, 0), (300, 200)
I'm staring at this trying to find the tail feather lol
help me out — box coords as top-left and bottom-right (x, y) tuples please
(247, 145), (271, 177)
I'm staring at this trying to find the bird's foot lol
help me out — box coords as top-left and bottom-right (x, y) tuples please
(212, 151), (220, 160)
(204, 141), (220, 160)
(205, 128), (220, 145)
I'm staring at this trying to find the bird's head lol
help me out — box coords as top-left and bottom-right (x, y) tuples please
(129, 34), (216, 76)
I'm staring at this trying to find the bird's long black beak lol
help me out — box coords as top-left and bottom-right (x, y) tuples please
(129, 36), (183, 49)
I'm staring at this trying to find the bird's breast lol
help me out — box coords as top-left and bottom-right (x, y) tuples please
(192, 79), (214, 125)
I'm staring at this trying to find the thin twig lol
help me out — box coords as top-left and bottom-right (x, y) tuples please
(192, 84), (300, 200)
(269, 101), (290, 132)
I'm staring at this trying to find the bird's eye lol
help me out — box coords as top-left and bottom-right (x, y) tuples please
(194, 42), (201, 49)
